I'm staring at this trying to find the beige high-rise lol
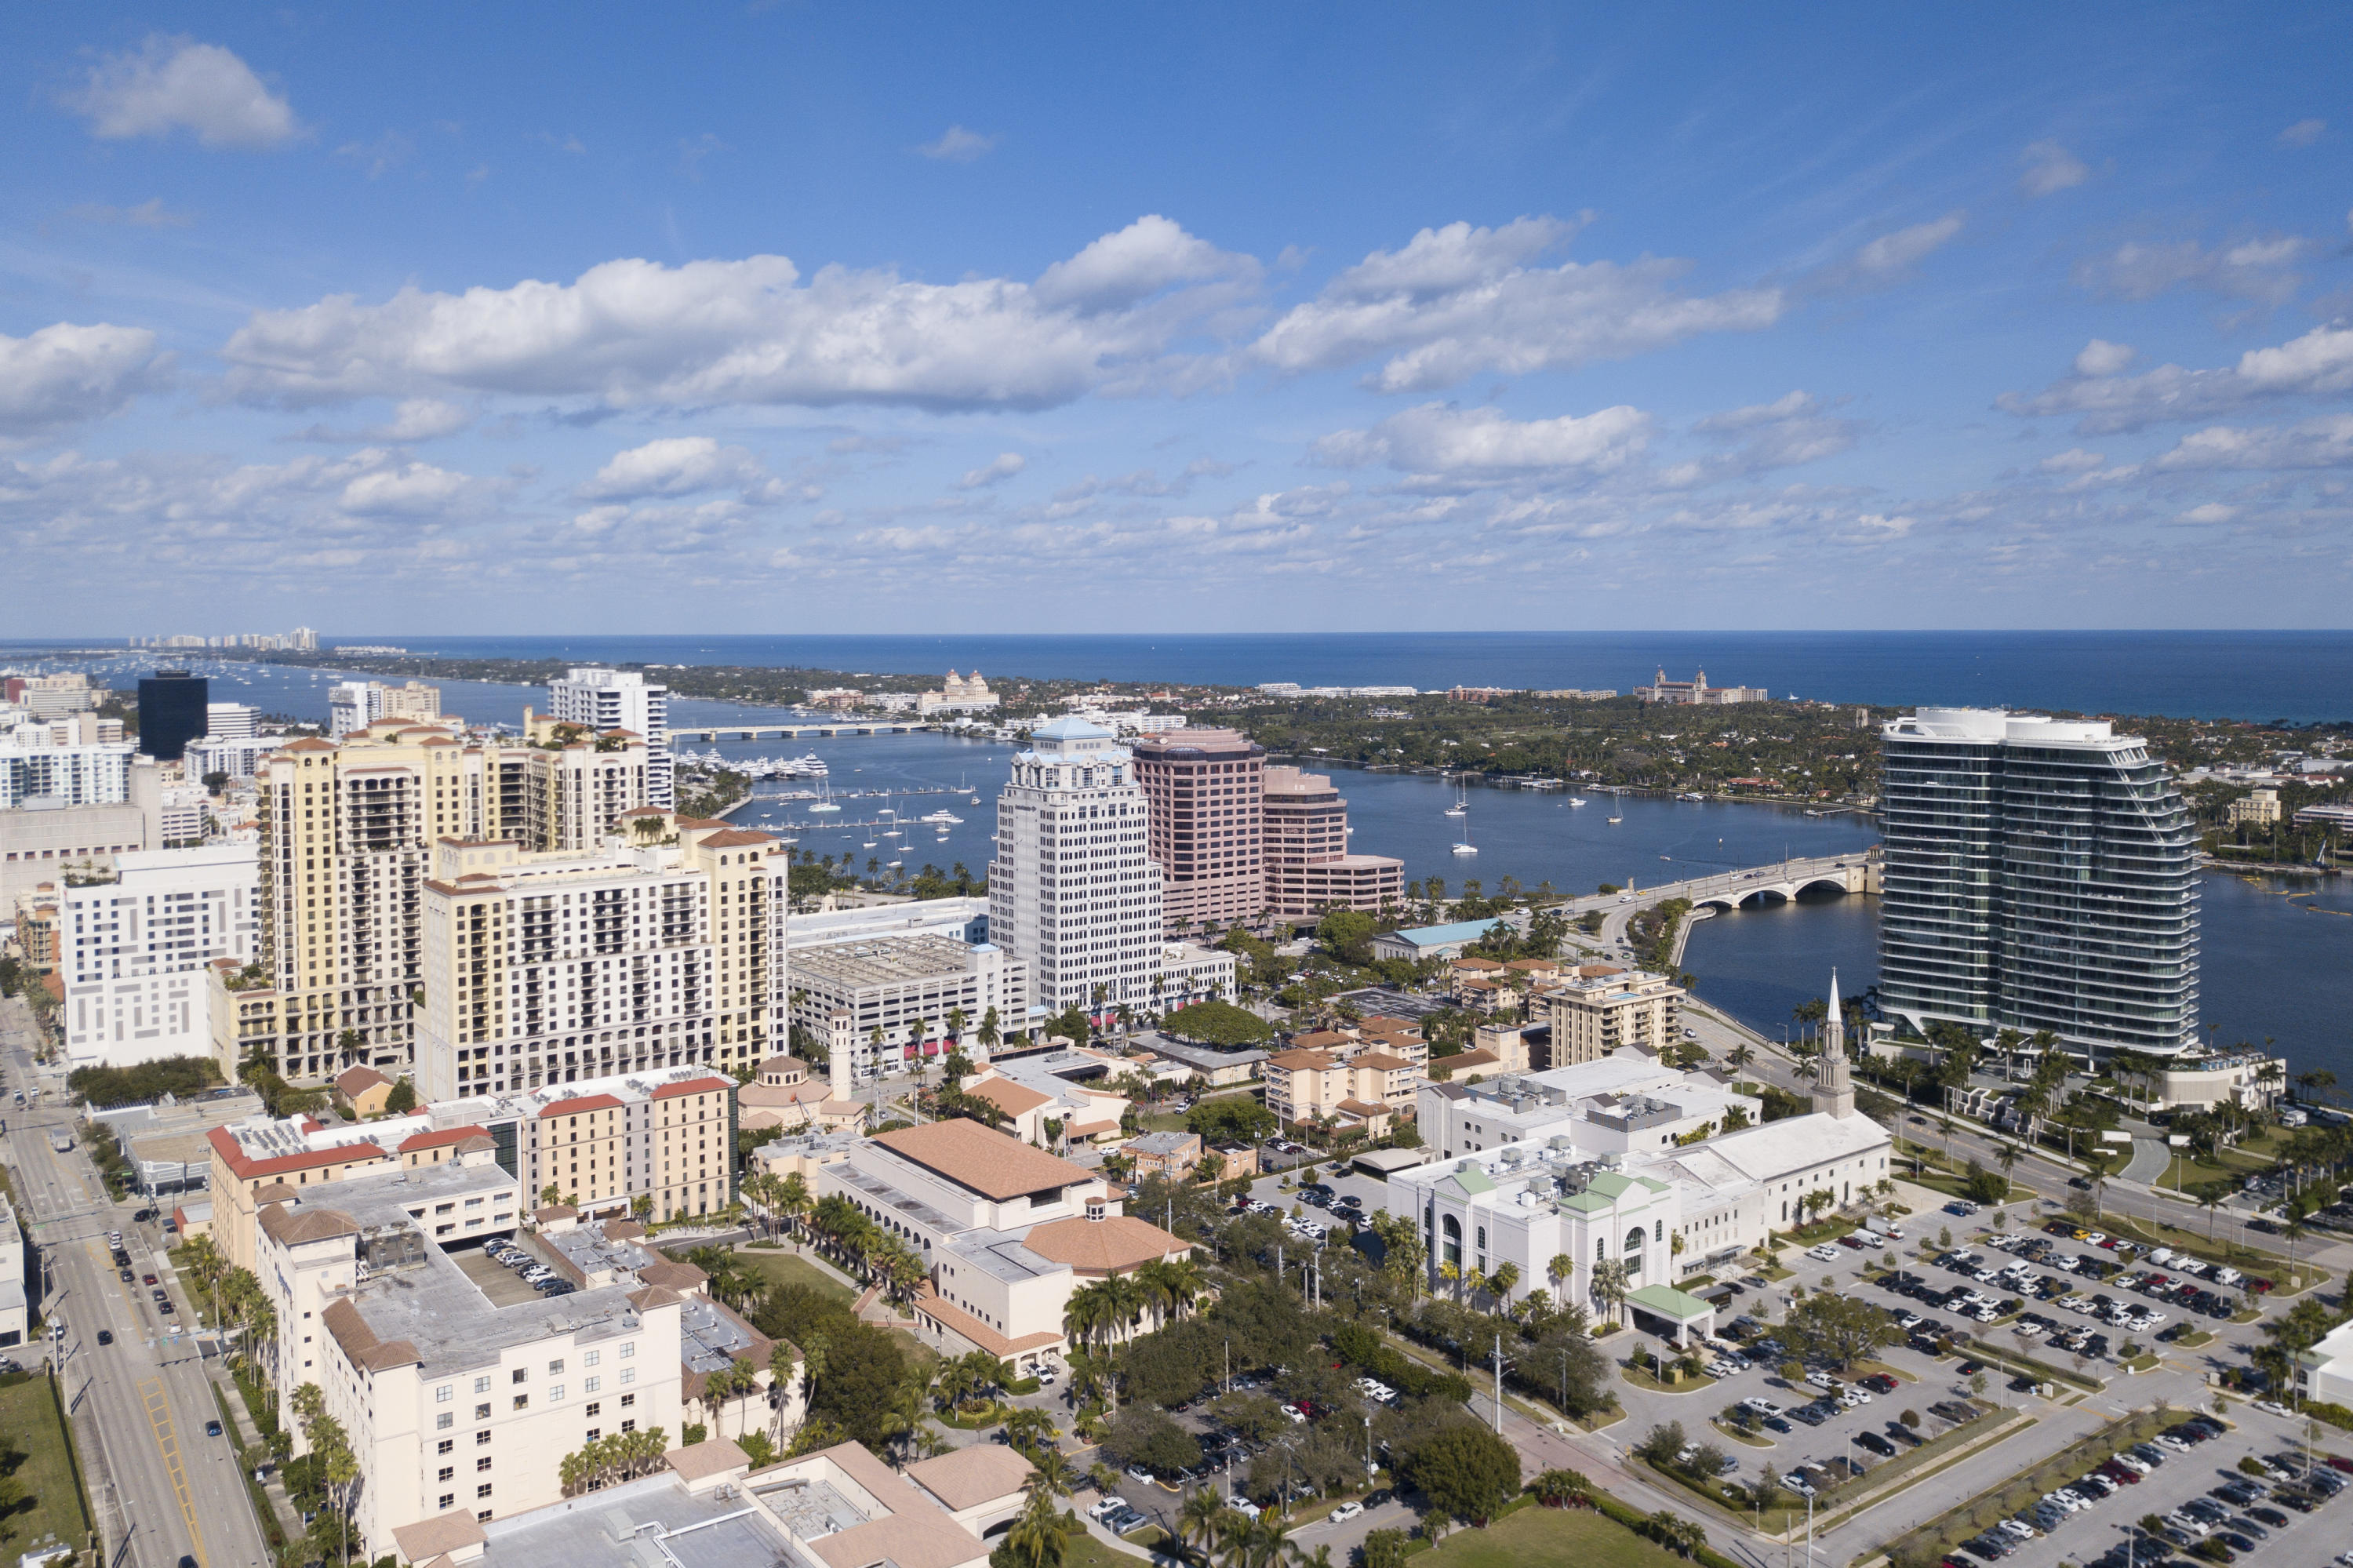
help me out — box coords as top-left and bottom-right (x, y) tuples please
(416, 813), (774, 1101)
(1544, 967), (1686, 1067)
(210, 715), (653, 1086)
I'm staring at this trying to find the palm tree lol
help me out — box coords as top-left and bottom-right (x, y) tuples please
(769, 1341), (800, 1435)
(1005, 1488), (1067, 1568)
(1590, 1257), (1631, 1326)
(1487, 1261), (1520, 1310)
(1179, 1489), (1230, 1564)
(1996, 1141), (2020, 1199)
(1547, 1252), (1576, 1303)
(1025, 1446), (1078, 1502)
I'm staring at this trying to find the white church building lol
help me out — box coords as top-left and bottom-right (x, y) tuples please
(1385, 973), (1890, 1342)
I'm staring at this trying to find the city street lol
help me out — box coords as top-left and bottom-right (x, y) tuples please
(3, 998), (271, 1568)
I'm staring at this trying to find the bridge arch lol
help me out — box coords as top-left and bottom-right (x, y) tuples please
(1791, 875), (1853, 898)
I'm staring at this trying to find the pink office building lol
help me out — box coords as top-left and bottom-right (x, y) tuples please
(1133, 728), (1267, 935)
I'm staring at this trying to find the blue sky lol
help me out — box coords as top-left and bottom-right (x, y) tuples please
(4, 5), (2350, 635)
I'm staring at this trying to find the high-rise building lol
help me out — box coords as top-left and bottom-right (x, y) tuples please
(61, 843), (261, 1068)
(415, 816), (775, 1101)
(0, 733), (136, 809)
(1879, 708), (2200, 1056)
(1260, 765), (1404, 921)
(1132, 728), (1266, 934)
(330, 681), (442, 739)
(211, 716), (653, 1086)
(138, 670), (209, 762)
(989, 718), (1165, 1013)
(205, 702), (259, 740)
(547, 668), (672, 809)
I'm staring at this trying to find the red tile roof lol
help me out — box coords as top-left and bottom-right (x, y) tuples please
(538, 1093), (625, 1119)
(652, 1075), (733, 1101)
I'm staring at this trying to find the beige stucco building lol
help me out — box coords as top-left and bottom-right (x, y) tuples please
(1544, 967), (1685, 1065)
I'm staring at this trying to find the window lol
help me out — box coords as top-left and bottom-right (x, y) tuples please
(439, 1467), (454, 1482)
(512, 1395), (528, 1411)
(436, 1413), (453, 1431)
(511, 1367), (528, 1384)
(1655, 1221), (1664, 1242)
(618, 1367), (635, 1386)
(474, 1377), (492, 1395)
(439, 1494), (455, 1511)
(477, 1457), (493, 1472)
(585, 1428), (602, 1442)
(551, 1384), (566, 1402)
(548, 1359), (565, 1375)
(438, 1439), (454, 1456)
(618, 1341), (635, 1359)
(586, 1402), (602, 1417)
(436, 1384), (453, 1403)
(619, 1393), (635, 1409)
(477, 1484), (493, 1500)
(620, 1420), (636, 1433)
(476, 1430), (492, 1446)
(584, 1376), (601, 1394)
(583, 1350), (601, 1367)
(475, 1403), (491, 1421)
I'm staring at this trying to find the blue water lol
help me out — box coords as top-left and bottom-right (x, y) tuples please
(13, 649), (2352, 1075)
(28, 630), (2353, 722)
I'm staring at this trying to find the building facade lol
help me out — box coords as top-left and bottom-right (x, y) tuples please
(1879, 708), (2201, 1056)
(332, 681), (446, 739)
(783, 934), (1027, 1086)
(416, 818), (774, 1102)
(138, 670), (209, 761)
(547, 669), (673, 809)
(1633, 668), (1768, 705)
(1131, 728), (1267, 935)
(1544, 968), (1685, 1066)
(989, 719), (1166, 1014)
(61, 843), (261, 1068)
(1260, 766), (1404, 921)
(209, 719), (656, 1087)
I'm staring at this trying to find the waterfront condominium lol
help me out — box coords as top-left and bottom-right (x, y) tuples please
(990, 718), (1167, 1015)
(547, 668), (673, 809)
(1131, 727), (1267, 934)
(1260, 765), (1404, 921)
(1878, 708), (2200, 1057)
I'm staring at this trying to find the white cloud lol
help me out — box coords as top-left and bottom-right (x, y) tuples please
(1250, 217), (1782, 392)
(2278, 118), (2326, 148)
(2178, 502), (2238, 524)
(338, 460), (478, 516)
(1853, 212), (1966, 277)
(2019, 140), (2089, 198)
(2152, 414), (2353, 471)
(580, 435), (773, 499)
(956, 452), (1026, 489)
(2075, 340), (2136, 377)
(1998, 323), (2353, 433)
(286, 398), (471, 445)
(1313, 402), (1651, 474)
(917, 125), (999, 162)
(1689, 391), (1861, 473)
(2038, 447), (2106, 473)
(63, 197), (194, 228)
(65, 35), (298, 150)
(1033, 215), (1257, 313)
(0, 322), (173, 443)
(221, 219), (1255, 413)
(2073, 235), (2309, 306)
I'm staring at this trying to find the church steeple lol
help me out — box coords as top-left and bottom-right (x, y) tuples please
(1812, 968), (1855, 1119)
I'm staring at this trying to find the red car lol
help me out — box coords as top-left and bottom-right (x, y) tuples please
(141, 1274), (158, 1286)
(2325, 1455), (2353, 1475)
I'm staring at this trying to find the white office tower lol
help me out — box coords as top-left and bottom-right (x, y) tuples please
(548, 668), (673, 809)
(990, 717), (1165, 1015)
(62, 843), (261, 1067)
(205, 703), (258, 739)
(329, 682), (370, 739)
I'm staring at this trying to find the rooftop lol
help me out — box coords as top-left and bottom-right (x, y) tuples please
(1382, 918), (1507, 948)
(791, 933), (993, 988)
(871, 1119), (1094, 1202)
(1020, 1213), (1189, 1274)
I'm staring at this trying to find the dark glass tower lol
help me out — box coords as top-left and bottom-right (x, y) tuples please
(1880, 708), (2200, 1057)
(136, 669), (209, 762)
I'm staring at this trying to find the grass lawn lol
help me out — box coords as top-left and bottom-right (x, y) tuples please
(0, 1373), (93, 1559)
(735, 1248), (857, 1304)
(1417, 1502), (1690, 1568)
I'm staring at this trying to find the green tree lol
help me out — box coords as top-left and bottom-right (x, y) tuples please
(1406, 1426), (1521, 1526)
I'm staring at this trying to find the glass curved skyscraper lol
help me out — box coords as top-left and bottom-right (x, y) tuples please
(1879, 708), (2200, 1057)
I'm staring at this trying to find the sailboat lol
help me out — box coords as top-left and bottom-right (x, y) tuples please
(806, 783), (841, 814)
(1451, 816), (1478, 856)
(1444, 782), (1468, 818)
(1607, 806), (1624, 824)
(1568, 796), (1587, 807)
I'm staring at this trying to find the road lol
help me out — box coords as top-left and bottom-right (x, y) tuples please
(2, 998), (272, 1568)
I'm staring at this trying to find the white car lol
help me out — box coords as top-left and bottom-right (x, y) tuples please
(1328, 1503), (1365, 1524)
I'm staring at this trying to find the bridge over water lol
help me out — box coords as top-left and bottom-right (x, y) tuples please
(671, 721), (937, 741)
(1558, 850), (1881, 957)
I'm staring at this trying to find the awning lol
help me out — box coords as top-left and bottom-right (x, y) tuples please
(1627, 1283), (1716, 1322)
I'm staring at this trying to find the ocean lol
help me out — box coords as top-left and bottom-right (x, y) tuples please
(27, 629), (2353, 722)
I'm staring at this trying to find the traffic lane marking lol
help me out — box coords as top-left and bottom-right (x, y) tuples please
(138, 1375), (208, 1568)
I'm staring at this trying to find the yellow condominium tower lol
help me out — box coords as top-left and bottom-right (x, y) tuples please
(416, 812), (774, 1101)
(211, 715), (653, 1087)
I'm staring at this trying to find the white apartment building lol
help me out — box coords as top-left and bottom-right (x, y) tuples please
(1544, 969), (1686, 1066)
(0, 734), (136, 809)
(548, 669), (673, 809)
(0, 1193), (25, 1349)
(784, 934), (1027, 1086)
(253, 1157), (686, 1554)
(416, 817), (775, 1102)
(988, 718), (1167, 1015)
(206, 703), (259, 739)
(187, 734), (277, 781)
(63, 843), (261, 1068)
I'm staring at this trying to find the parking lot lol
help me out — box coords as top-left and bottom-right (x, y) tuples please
(1956, 1409), (2353, 1568)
